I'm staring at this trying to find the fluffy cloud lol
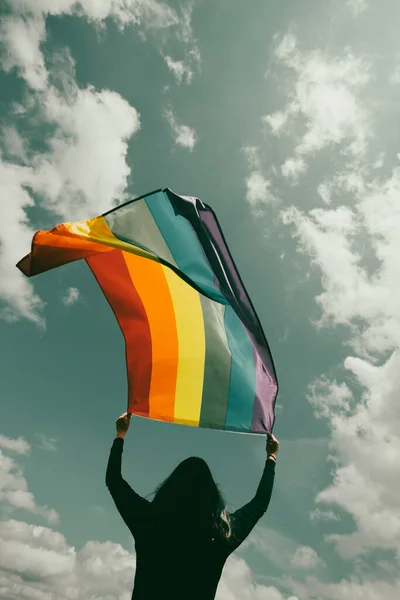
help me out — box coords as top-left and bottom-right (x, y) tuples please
(0, 434), (135, 598)
(245, 172), (275, 206)
(0, 13), (140, 326)
(163, 55), (193, 84)
(259, 14), (400, 595)
(30, 74), (140, 221)
(0, 435), (30, 455)
(290, 546), (324, 569)
(2, 125), (28, 163)
(0, 158), (46, 326)
(242, 146), (277, 207)
(292, 575), (400, 600)
(265, 35), (372, 179)
(217, 555), (298, 600)
(62, 287), (80, 307)
(282, 156), (400, 563)
(35, 434), (58, 452)
(281, 157), (306, 181)
(0, 448), (59, 524)
(0, 14), (47, 90)
(6, 0), (178, 30)
(279, 72), (400, 581)
(282, 161), (400, 354)
(0, 520), (135, 600)
(346, 0), (368, 17)
(164, 108), (197, 151)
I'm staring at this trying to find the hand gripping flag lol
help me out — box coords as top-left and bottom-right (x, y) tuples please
(17, 189), (278, 434)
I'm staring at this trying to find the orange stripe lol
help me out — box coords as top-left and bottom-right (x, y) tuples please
(87, 250), (152, 418)
(18, 227), (112, 276)
(123, 253), (178, 422)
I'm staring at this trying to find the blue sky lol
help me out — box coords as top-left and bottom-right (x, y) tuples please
(1, 0), (400, 598)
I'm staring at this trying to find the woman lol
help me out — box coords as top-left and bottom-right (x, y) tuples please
(106, 412), (279, 600)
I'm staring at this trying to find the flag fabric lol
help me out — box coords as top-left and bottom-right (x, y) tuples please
(17, 188), (278, 434)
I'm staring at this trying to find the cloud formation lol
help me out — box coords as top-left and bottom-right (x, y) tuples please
(0, 7), (141, 326)
(265, 34), (372, 179)
(165, 108), (197, 151)
(62, 287), (80, 307)
(242, 146), (277, 208)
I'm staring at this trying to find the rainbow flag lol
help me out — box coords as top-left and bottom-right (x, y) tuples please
(17, 189), (278, 434)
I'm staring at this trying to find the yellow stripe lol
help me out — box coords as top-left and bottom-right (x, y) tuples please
(65, 216), (159, 263)
(162, 265), (205, 426)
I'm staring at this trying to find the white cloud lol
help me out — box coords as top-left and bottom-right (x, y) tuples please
(242, 146), (261, 170)
(0, 14), (47, 90)
(0, 448), (59, 524)
(62, 287), (80, 307)
(163, 55), (193, 84)
(346, 0), (368, 17)
(0, 434), (136, 598)
(308, 377), (353, 420)
(0, 519), (75, 578)
(2, 0), (201, 101)
(275, 33), (297, 63)
(292, 575), (400, 600)
(390, 64), (400, 85)
(317, 181), (332, 204)
(7, 0), (178, 30)
(281, 157), (307, 180)
(263, 109), (290, 136)
(309, 508), (341, 522)
(217, 555), (298, 600)
(31, 75), (140, 221)
(245, 171), (275, 206)
(243, 528), (302, 574)
(1, 126), (28, 162)
(242, 146), (277, 207)
(0, 158), (46, 327)
(282, 161), (400, 354)
(282, 159), (400, 562)
(290, 545), (324, 569)
(0, 520), (135, 600)
(0, 27), (140, 325)
(0, 435), (30, 455)
(265, 37), (372, 180)
(35, 434), (58, 452)
(164, 108), (197, 151)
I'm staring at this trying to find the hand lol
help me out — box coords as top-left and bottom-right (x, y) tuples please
(116, 412), (132, 438)
(266, 433), (280, 459)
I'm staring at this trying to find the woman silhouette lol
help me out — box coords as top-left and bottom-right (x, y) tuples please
(106, 412), (279, 600)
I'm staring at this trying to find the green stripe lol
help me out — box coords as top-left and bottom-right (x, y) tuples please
(104, 199), (178, 267)
(199, 296), (231, 429)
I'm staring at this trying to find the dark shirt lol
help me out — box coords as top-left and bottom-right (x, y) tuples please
(106, 437), (276, 600)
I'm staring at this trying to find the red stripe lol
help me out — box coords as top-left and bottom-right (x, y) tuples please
(86, 249), (152, 417)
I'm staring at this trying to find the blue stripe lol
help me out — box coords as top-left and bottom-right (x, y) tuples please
(144, 191), (227, 304)
(224, 306), (256, 432)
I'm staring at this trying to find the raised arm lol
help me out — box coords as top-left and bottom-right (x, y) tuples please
(227, 434), (279, 553)
(105, 413), (149, 534)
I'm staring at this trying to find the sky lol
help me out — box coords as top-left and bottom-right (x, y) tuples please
(1, 0), (400, 598)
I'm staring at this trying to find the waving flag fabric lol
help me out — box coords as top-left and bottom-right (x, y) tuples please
(17, 188), (278, 434)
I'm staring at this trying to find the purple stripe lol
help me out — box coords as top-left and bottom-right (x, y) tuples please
(249, 334), (278, 433)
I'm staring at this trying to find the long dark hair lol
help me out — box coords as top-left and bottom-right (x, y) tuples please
(151, 457), (231, 540)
